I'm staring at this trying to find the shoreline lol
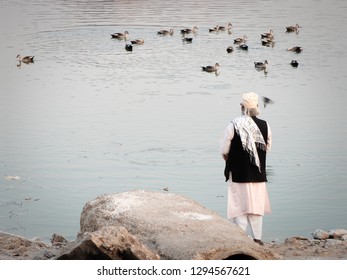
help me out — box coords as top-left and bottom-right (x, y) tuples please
(1, 228), (346, 260)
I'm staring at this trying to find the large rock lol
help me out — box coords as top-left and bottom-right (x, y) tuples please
(57, 226), (160, 260)
(76, 190), (278, 260)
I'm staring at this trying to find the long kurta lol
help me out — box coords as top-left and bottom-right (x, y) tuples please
(220, 122), (272, 219)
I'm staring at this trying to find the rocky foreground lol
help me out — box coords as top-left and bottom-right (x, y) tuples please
(1, 229), (346, 260)
(1, 190), (346, 260)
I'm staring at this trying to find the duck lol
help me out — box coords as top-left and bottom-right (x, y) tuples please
(287, 46), (303, 53)
(261, 38), (275, 47)
(226, 46), (234, 53)
(234, 35), (247, 44)
(238, 44), (248, 51)
(201, 63), (220, 73)
(125, 44), (133, 52)
(286, 24), (301, 33)
(157, 28), (174, 36)
(209, 25), (219, 32)
(130, 39), (144, 45)
(254, 60), (269, 70)
(290, 60), (299, 67)
(182, 37), (193, 43)
(261, 29), (274, 39)
(111, 31), (129, 40)
(180, 26), (198, 34)
(16, 54), (35, 64)
(218, 23), (232, 31)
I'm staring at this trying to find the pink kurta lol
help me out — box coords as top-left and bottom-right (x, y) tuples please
(220, 122), (272, 218)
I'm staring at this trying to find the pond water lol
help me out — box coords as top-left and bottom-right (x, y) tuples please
(0, 0), (346, 242)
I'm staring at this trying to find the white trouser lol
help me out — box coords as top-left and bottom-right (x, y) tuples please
(233, 214), (263, 240)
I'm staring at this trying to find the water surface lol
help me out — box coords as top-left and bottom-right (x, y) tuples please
(1, 0), (346, 242)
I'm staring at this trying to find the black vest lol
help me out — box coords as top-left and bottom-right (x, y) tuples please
(224, 117), (268, 183)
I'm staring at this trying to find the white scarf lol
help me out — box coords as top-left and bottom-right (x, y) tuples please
(232, 116), (266, 172)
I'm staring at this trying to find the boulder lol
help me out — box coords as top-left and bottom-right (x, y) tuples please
(56, 226), (159, 260)
(75, 190), (278, 260)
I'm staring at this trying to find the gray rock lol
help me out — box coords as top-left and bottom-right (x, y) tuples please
(312, 229), (330, 240)
(77, 190), (278, 260)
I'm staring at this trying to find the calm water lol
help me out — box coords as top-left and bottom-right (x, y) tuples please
(1, 0), (346, 242)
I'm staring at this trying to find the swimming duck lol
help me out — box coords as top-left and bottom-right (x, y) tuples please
(238, 44), (248, 51)
(125, 44), (133, 52)
(16, 54), (35, 64)
(286, 24), (301, 33)
(201, 63), (220, 72)
(261, 29), (274, 39)
(16, 54), (35, 63)
(157, 29), (174, 36)
(180, 26), (198, 34)
(287, 46), (303, 53)
(234, 35), (247, 44)
(226, 46), (234, 53)
(254, 60), (269, 70)
(261, 38), (275, 47)
(290, 60), (299, 67)
(209, 25), (219, 32)
(218, 23), (232, 31)
(111, 31), (129, 39)
(182, 37), (193, 43)
(130, 39), (144, 45)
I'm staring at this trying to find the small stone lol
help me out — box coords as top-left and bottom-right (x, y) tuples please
(324, 239), (343, 248)
(341, 234), (347, 241)
(284, 237), (301, 246)
(50, 234), (68, 246)
(312, 229), (329, 240)
(328, 229), (347, 239)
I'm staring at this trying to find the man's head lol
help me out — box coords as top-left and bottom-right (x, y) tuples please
(241, 92), (259, 109)
(241, 92), (260, 116)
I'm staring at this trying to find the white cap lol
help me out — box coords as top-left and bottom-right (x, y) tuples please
(241, 92), (258, 109)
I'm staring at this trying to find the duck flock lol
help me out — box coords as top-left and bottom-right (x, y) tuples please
(108, 22), (303, 75)
(17, 22), (302, 74)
